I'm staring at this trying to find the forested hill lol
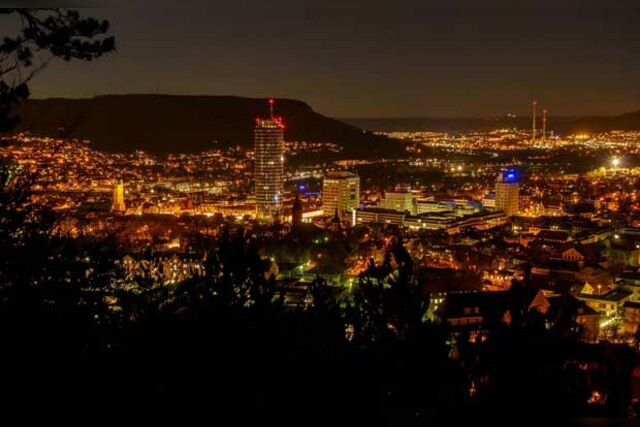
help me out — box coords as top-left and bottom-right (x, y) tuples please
(8, 95), (405, 157)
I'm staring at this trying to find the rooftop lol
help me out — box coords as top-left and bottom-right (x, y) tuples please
(577, 288), (631, 302)
(536, 230), (571, 242)
(306, 265), (347, 276)
(325, 171), (358, 179)
(357, 207), (405, 215)
(624, 301), (640, 310)
(620, 271), (640, 281)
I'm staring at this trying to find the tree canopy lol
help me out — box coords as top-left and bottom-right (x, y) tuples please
(0, 8), (115, 131)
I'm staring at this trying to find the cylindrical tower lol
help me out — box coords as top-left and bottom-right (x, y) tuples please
(254, 99), (285, 220)
(531, 100), (537, 142)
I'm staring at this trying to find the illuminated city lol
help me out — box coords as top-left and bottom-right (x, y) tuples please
(2, 4), (640, 421)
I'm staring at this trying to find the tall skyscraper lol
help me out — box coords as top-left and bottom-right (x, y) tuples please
(111, 179), (126, 214)
(254, 99), (285, 220)
(323, 171), (360, 220)
(495, 170), (520, 217)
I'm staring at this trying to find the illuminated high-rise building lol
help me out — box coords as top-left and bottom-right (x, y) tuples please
(323, 171), (360, 220)
(111, 179), (126, 214)
(254, 99), (285, 220)
(495, 170), (520, 217)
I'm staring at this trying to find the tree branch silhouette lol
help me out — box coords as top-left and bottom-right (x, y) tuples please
(0, 8), (115, 131)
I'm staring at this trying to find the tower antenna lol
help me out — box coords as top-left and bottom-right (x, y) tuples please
(542, 109), (548, 142)
(269, 98), (275, 119)
(531, 100), (537, 143)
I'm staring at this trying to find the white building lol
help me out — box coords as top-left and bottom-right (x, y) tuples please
(384, 187), (415, 214)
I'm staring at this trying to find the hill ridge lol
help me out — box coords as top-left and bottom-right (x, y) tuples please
(7, 94), (402, 157)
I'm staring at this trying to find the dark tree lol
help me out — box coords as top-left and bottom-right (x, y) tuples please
(634, 324), (640, 350)
(0, 8), (115, 131)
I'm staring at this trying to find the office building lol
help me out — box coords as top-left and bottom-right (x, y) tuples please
(495, 169), (520, 217)
(383, 186), (415, 214)
(323, 171), (360, 220)
(354, 208), (406, 227)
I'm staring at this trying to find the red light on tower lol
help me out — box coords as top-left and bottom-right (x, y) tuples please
(268, 98), (275, 119)
(531, 100), (538, 142)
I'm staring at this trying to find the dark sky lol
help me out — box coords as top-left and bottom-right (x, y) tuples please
(16, 1), (640, 117)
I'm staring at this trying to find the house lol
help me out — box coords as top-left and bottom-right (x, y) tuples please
(302, 264), (347, 286)
(436, 292), (501, 328)
(531, 258), (580, 280)
(575, 303), (601, 342)
(619, 271), (640, 287)
(574, 228), (613, 245)
(575, 265), (610, 288)
(564, 203), (596, 219)
(576, 288), (632, 317)
(562, 247), (586, 263)
(535, 229), (572, 244)
(616, 271), (640, 301)
(421, 267), (482, 320)
(274, 279), (313, 308)
(547, 295), (600, 342)
(529, 289), (551, 314)
(543, 200), (564, 216)
(436, 285), (550, 329)
(606, 234), (640, 269)
(615, 271), (640, 301)
(276, 262), (307, 280)
(623, 301), (640, 334)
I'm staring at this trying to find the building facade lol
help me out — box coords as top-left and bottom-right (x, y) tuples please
(254, 101), (285, 220)
(495, 169), (520, 217)
(354, 208), (405, 227)
(323, 171), (360, 220)
(111, 179), (126, 213)
(415, 199), (450, 215)
(384, 189), (415, 214)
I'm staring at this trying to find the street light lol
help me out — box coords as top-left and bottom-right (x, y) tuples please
(611, 158), (620, 168)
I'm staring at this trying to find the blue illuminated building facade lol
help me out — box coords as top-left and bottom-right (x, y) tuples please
(495, 169), (520, 216)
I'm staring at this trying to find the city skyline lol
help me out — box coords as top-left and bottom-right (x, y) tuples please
(6, 1), (640, 118)
(3, 7), (640, 419)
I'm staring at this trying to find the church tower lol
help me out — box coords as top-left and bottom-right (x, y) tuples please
(111, 179), (126, 214)
(292, 195), (303, 228)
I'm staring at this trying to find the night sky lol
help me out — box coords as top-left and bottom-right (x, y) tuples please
(14, 1), (640, 118)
